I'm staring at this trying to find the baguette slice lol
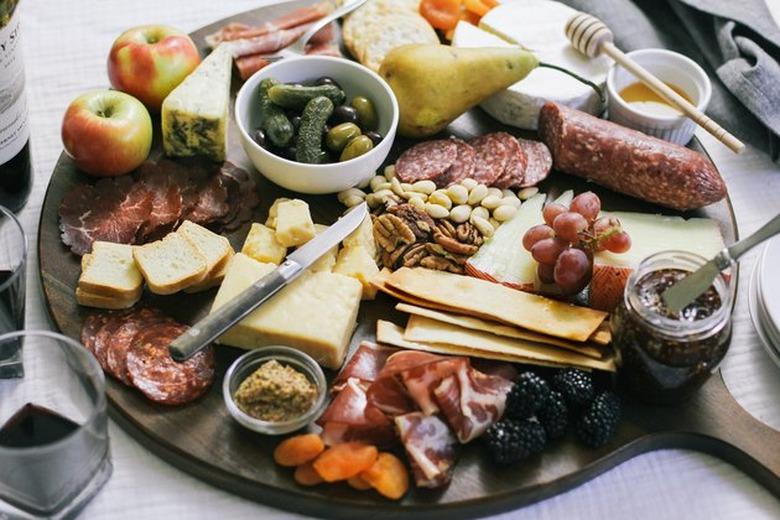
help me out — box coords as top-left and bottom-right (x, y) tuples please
(177, 220), (234, 277)
(76, 287), (141, 310)
(78, 241), (143, 299)
(133, 233), (208, 295)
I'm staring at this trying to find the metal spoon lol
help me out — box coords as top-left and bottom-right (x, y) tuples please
(662, 213), (780, 312)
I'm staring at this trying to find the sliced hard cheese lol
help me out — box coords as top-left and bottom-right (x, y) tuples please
(334, 245), (379, 300)
(589, 212), (725, 310)
(343, 213), (376, 260)
(403, 316), (615, 371)
(162, 44), (231, 161)
(242, 223), (287, 265)
(452, 0), (610, 130)
(386, 267), (607, 342)
(210, 253), (362, 369)
(395, 303), (603, 358)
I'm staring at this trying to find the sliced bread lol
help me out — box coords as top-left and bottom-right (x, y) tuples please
(76, 287), (141, 310)
(177, 220), (234, 277)
(184, 249), (234, 293)
(133, 233), (208, 295)
(78, 241), (143, 299)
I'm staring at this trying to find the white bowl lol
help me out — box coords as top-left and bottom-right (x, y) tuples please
(606, 49), (712, 145)
(235, 56), (399, 194)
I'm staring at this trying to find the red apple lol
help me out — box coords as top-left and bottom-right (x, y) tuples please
(61, 90), (153, 177)
(107, 25), (200, 111)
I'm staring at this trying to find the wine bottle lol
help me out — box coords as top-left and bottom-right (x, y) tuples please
(0, 0), (31, 213)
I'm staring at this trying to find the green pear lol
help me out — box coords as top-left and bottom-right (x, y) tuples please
(379, 44), (539, 138)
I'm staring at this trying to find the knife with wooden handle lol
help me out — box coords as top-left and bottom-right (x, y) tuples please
(169, 203), (369, 362)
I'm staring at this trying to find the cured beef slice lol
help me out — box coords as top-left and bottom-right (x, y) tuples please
(136, 162), (183, 240)
(59, 176), (153, 256)
(492, 132), (528, 189)
(538, 102), (726, 211)
(395, 140), (458, 184)
(218, 161), (259, 231)
(468, 134), (509, 186)
(517, 138), (552, 188)
(436, 138), (476, 188)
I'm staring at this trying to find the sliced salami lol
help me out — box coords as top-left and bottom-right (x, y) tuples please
(395, 140), (458, 184)
(127, 325), (215, 405)
(517, 138), (553, 187)
(105, 308), (170, 386)
(81, 313), (111, 363)
(469, 134), (509, 186)
(436, 138), (476, 187)
(92, 310), (134, 371)
(492, 133), (528, 189)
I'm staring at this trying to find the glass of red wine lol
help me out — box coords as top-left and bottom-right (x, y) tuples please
(0, 331), (112, 518)
(0, 204), (26, 378)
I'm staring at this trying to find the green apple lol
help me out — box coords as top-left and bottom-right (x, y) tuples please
(108, 25), (201, 111)
(61, 90), (152, 177)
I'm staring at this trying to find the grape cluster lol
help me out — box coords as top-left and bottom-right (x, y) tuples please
(522, 192), (631, 295)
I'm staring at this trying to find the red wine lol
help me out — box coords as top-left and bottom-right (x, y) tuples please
(0, 403), (79, 447)
(0, 0), (32, 213)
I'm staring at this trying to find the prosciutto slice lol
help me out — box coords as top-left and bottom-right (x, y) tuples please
(395, 412), (459, 489)
(226, 23), (313, 59)
(332, 342), (398, 392)
(433, 365), (513, 443)
(400, 357), (467, 416)
(367, 351), (441, 416)
(317, 378), (396, 447)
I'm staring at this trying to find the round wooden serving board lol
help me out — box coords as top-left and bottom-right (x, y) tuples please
(38, 1), (780, 517)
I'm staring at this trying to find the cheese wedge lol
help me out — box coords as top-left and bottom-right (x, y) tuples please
(162, 44), (232, 161)
(210, 253), (362, 369)
(334, 245), (379, 300)
(386, 268), (607, 342)
(275, 199), (316, 248)
(403, 315), (615, 371)
(342, 213), (376, 260)
(242, 223), (287, 265)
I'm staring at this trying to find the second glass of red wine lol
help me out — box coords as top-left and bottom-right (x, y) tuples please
(0, 330), (112, 518)
(0, 204), (26, 378)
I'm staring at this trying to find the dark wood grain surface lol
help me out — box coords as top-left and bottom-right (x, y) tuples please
(37, 1), (780, 517)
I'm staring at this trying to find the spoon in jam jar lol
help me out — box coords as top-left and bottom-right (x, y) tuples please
(663, 213), (780, 313)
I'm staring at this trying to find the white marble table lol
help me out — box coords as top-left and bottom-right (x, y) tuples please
(13, 0), (780, 518)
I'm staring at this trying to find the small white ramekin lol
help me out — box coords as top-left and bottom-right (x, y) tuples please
(606, 49), (711, 145)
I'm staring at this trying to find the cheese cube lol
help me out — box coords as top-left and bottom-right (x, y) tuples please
(265, 197), (291, 229)
(342, 214), (376, 260)
(333, 245), (380, 300)
(210, 254), (362, 369)
(242, 223), (287, 265)
(275, 200), (316, 247)
(306, 224), (338, 273)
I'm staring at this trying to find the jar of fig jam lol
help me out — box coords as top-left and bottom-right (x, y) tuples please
(611, 251), (734, 404)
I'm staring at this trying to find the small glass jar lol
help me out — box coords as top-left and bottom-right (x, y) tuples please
(611, 251), (734, 404)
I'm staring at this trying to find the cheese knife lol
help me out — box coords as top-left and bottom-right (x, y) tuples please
(662, 213), (780, 313)
(169, 203), (369, 362)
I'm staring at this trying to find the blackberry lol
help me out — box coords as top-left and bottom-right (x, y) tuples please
(550, 368), (595, 409)
(484, 419), (547, 465)
(537, 390), (568, 439)
(575, 391), (622, 448)
(505, 372), (551, 420)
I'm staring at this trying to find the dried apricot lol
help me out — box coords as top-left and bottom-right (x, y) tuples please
(347, 474), (373, 490)
(360, 452), (410, 500)
(294, 462), (324, 487)
(273, 434), (325, 467)
(312, 442), (378, 482)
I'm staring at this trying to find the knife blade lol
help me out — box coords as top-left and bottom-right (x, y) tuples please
(169, 203), (369, 361)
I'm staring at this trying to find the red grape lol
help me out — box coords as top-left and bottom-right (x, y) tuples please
(553, 248), (592, 295)
(531, 237), (568, 265)
(553, 212), (588, 242)
(593, 216), (621, 237)
(602, 231), (632, 253)
(522, 224), (555, 251)
(570, 192), (601, 222)
(543, 203), (568, 227)
(537, 263), (555, 284)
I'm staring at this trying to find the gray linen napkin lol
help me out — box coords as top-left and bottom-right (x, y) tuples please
(560, 0), (780, 160)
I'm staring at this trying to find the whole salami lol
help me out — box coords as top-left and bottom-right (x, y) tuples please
(538, 102), (726, 211)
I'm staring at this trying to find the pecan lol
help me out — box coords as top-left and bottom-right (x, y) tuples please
(400, 242), (428, 268)
(455, 222), (483, 246)
(433, 230), (479, 256)
(420, 255), (464, 273)
(374, 213), (415, 251)
(387, 204), (435, 240)
(425, 243), (469, 265)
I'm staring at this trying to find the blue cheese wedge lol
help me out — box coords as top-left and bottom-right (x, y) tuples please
(162, 44), (231, 161)
(452, 0), (610, 130)
(210, 253), (362, 369)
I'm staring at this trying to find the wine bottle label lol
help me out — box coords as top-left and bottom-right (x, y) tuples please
(0, 3), (29, 165)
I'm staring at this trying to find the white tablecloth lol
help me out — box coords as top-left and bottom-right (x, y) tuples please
(13, 1), (780, 518)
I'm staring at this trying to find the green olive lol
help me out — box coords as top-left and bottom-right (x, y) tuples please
(339, 135), (374, 162)
(325, 122), (362, 153)
(350, 96), (378, 131)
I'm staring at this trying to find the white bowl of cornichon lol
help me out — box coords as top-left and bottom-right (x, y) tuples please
(235, 56), (399, 194)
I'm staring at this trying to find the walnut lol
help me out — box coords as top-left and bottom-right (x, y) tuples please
(420, 255), (464, 273)
(433, 230), (479, 256)
(374, 214), (415, 250)
(387, 204), (435, 240)
(425, 243), (469, 265)
(455, 222), (483, 246)
(400, 242), (428, 268)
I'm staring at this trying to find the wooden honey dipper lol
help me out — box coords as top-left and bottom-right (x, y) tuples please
(565, 12), (745, 154)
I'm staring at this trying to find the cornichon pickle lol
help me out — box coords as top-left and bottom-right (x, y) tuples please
(258, 78), (294, 148)
(350, 96), (378, 131)
(269, 83), (346, 110)
(339, 135), (374, 162)
(295, 96), (335, 164)
(325, 123), (361, 153)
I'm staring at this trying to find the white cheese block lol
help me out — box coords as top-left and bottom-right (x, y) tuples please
(210, 253), (362, 369)
(452, 0), (611, 130)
